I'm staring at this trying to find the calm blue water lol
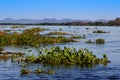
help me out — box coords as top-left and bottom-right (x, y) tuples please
(0, 26), (120, 80)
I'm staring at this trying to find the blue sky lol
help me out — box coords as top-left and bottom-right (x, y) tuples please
(0, 0), (120, 20)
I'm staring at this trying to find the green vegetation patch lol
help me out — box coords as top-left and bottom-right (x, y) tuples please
(0, 28), (75, 47)
(93, 30), (109, 33)
(20, 68), (54, 75)
(95, 38), (105, 44)
(71, 35), (86, 39)
(24, 46), (110, 67)
(86, 38), (105, 44)
(21, 69), (31, 74)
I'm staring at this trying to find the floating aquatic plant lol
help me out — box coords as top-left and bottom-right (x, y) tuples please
(23, 46), (110, 67)
(95, 38), (105, 44)
(34, 69), (43, 74)
(85, 39), (93, 43)
(21, 69), (31, 74)
(71, 35), (86, 39)
(20, 68), (54, 75)
(86, 38), (105, 44)
(93, 30), (109, 33)
(0, 28), (75, 47)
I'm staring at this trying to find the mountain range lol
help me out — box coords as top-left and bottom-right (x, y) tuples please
(0, 18), (110, 23)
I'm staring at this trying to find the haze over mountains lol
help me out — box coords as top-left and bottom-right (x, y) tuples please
(0, 18), (110, 23)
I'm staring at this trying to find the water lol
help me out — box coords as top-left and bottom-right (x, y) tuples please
(0, 25), (120, 80)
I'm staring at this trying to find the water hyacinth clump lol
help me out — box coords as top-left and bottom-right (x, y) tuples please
(24, 46), (110, 67)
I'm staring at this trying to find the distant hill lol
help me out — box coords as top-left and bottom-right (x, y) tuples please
(0, 18), (104, 23)
(95, 19), (110, 22)
(0, 18), (119, 26)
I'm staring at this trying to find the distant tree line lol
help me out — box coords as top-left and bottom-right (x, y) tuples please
(0, 18), (120, 26)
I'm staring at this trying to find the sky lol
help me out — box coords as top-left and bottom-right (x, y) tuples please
(0, 0), (120, 20)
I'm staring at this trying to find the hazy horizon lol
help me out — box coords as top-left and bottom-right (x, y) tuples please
(0, 0), (120, 20)
(0, 17), (113, 21)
